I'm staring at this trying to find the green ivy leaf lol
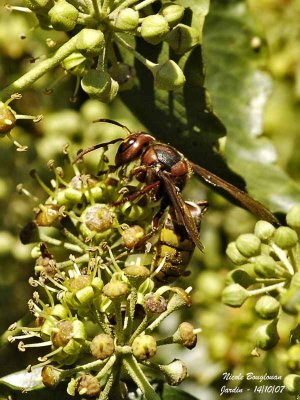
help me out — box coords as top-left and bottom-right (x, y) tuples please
(161, 385), (200, 400)
(0, 367), (43, 391)
(202, 0), (300, 212)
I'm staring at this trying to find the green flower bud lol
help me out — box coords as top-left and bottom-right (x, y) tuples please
(76, 29), (105, 56)
(287, 344), (300, 371)
(140, 15), (169, 45)
(254, 255), (278, 278)
(62, 52), (87, 76)
(160, 3), (185, 27)
(254, 220), (275, 241)
(113, 8), (139, 31)
(90, 334), (115, 360)
(173, 322), (197, 349)
(108, 62), (135, 91)
(226, 242), (248, 265)
(144, 293), (167, 314)
(273, 226), (298, 249)
(23, 0), (53, 11)
(165, 24), (199, 54)
(41, 365), (62, 388)
(222, 283), (249, 307)
(284, 374), (300, 395)
(64, 187), (83, 202)
(122, 225), (145, 249)
(48, 0), (79, 32)
(226, 266), (256, 288)
(255, 295), (280, 319)
(132, 335), (157, 360)
(255, 319), (279, 350)
(236, 233), (261, 257)
(287, 205), (300, 229)
(81, 70), (119, 102)
(103, 281), (129, 299)
(281, 287), (300, 315)
(0, 102), (16, 135)
(158, 359), (188, 386)
(76, 374), (101, 397)
(152, 60), (185, 91)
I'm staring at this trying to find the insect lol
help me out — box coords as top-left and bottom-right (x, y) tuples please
(74, 119), (279, 250)
(152, 201), (208, 283)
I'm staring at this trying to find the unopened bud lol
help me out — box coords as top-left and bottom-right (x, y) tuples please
(287, 205), (300, 229)
(254, 255), (278, 278)
(254, 220), (275, 241)
(222, 283), (249, 307)
(226, 242), (248, 265)
(284, 374), (300, 395)
(108, 62), (135, 91)
(255, 319), (279, 350)
(287, 344), (300, 371)
(48, 0), (79, 32)
(160, 3), (184, 27)
(236, 233), (261, 257)
(76, 29), (105, 56)
(173, 322), (197, 349)
(81, 70), (119, 102)
(165, 24), (199, 54)
(254, 295), (280, 319)
(113, 8), (139, 31)
(273, 226), (298, 249)
(152, 60), (185, 91)
(140, 15), (169, 45)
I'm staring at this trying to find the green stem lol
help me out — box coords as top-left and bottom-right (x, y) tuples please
(134, 0), (156, 11)
(123, 355), (160, 400)
(248, 281), (285, 297)
(129, 313), (148, 344)
(111, 0), (139, 14)
(0, 33), (82, 101)
(0, 313), (32, 348)
(124, 286), (137, 342)
(91, 0), (101, 19)
(270, 242), (295, 275)
(56, 254), (89, 269)
(114, 299), (125, 344)
(114, 33), (155, 69)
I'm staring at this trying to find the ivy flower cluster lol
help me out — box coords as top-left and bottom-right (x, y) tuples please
(223, 205), (300, 396)
(9, 141), (200, 399)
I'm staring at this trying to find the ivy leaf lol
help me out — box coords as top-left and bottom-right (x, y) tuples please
(202, 0), (300, 212)
(161, 385), (200, 400)
(0, 367), (43, 391)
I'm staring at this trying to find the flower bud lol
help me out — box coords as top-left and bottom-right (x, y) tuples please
(103, 280), (129, 299)
(165, 24), (199, 54)
(144, 293), (167, 314)
(81, 70), (119, 102)
(90, 334), (115, 360)
(62, 52), (87, 77)
(108, 62), (135, 91)
(0, 103), (16, 135)
(76, 29), (105, 56)
(48, 0), (79, 32)
(287, 205), (300, 229)
(160, 3), (185, 27)
(254, 295), (280, 319)
(273, 226), (298, 249)
(41, 365), (62, 388)
(255, 319), (279, 350)
(287, 344), (300, 371)
(122, 225), (145, 249)
(227, 266), (255, 287)
(254, 255), (278, 278)
(254, 220), (275, 241)
(140, 15), (169, 45)
(281, 287), (300, 315)
(173, 322), (197, 349)
(226, 242), (248, 265)
(236, 234), (261, 257)
(152, 60), (185, 91)
(284, 374), (300, 395)
(76, 374), (101, 397)
(158, 359), (188, 386)
(222, 283), (249, 307)
(113, 8), (139, 31)
(23, 0), (52, 11)
(132, 335), (157, 360)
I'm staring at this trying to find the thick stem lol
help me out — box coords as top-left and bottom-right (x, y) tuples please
(0, 33), (81, 101)
(123, 355), (160, 400)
